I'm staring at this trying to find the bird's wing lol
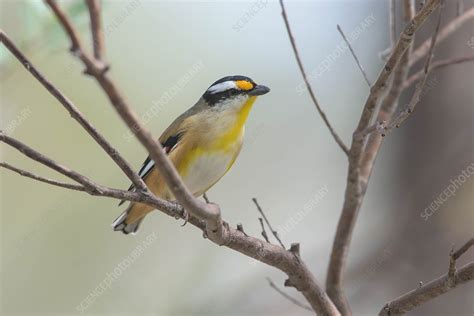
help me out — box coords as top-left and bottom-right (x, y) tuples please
(118, 116), (190, 206)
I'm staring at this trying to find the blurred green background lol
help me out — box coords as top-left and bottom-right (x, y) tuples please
(1, 0), (473, 315)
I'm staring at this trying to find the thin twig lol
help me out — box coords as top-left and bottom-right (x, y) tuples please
(0, 162), (86, 192)
(85, 0), (105, 61)
(388, 2), (444, 132)
(452, 238), (474, 261)
(1, 131), (101, 193)
(380, 0), (397, 60)
(44, 0), (108, 75)
(0, 132), (178, 212)
(259, 218), (270, 243)
(403, 55), (474, 88)
(267, 277), (313, 311)
(449, 238), (474, 285)
(380, 238), (474, 316)
(337, 24), (371, 86)
(279, 0), (349, 156)
(203, 192), (210, 203)
(390, 0), (397, 47)
(364, 55), (474, 135)
(252, 198), (285, 248)
(410, 6), (474, 66)
(0, 29), (147, 193)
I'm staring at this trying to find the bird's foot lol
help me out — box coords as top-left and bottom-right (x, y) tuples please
(181, 209), (189, 227)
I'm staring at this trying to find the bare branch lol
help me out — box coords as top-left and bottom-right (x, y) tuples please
(387, 3), (444, 132)
(259, 218), (270, 243)
(279, 0), (349, 156)
(379, 239), (474, 316)
(1, 131), (102, 193)
(449, 238), (474, 285)
(403, 55), (474, 88)
(452, 238), (474, 261)
(252, 198), (286, 248)
(351, 0), (439, 148)
(410, 6), (474, 66)
(326, 0), (434, 313)
(0, 29), (147, 193)
(336, 24), (371, 86)
(85, 0), (105, 61)
(0, 132), (178, 215)
(389, 0), (397, 47)
(0, 162), (86, 192)
(203, 192), (210, 203)
(267, 277), (313, 311)
(380, 0), (397, 59)
(0, 131), (180, 213)
(44, 0), (108, 75)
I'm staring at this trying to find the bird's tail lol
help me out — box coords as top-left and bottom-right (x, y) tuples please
(112, 204), (145, 235)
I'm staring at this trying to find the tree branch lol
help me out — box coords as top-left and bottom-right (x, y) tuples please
(0, 131), (181, 213)
(387, 2), (444, 133)
(0, 161), (87, 192)
(410, 6), (474, 66)
(267, 277), (313, 311)
(403, 55), (474, 88)
(85, 0), (105, 62)
(252, 197), (286, 248)
(0, 131), (103, 193)
(0, 29), (147, 193)
(449, 238), (474, 284)
(44, 0), (108, 75)
(326, 0), (435, 314)
(379, 239), (474, 315)
(380, 0), (397, 60)
(279, 0), (349, 156)
(336, 24), (371, 87)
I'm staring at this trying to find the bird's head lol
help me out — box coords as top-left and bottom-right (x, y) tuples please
(202, 75), (270, 110)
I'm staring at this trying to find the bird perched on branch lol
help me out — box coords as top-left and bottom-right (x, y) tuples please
(112, 75), (270, 234)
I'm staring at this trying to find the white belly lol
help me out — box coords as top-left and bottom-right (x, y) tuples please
(181, 151), (236, 196)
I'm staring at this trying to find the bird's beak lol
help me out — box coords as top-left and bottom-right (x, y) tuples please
(248, 84), (270, 96)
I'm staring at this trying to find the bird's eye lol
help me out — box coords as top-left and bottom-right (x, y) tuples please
(229, 89), (239, 96)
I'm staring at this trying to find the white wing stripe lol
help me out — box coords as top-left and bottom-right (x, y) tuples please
(139, 159), (155, 177)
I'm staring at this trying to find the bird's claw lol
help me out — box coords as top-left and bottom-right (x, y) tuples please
(181, 210), (189, 227)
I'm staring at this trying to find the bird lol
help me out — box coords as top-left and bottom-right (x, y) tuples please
(112, 75), (270, 234)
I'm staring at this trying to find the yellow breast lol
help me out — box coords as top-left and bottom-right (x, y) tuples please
(176, 96), (257, 195)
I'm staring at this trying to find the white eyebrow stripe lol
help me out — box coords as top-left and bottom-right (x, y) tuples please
(139, 159), (155, 178)
(207, 81), (237, 94)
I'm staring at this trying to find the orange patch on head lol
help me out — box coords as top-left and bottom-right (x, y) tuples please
(235, 80), (254, 91)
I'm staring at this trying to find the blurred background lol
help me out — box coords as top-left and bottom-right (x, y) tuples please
(1, 0), (473, 315)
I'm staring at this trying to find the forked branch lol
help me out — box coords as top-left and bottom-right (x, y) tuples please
(379, 239), (474, 315)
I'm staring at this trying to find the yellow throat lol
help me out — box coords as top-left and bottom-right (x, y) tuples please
(214, 96), (257, 150)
